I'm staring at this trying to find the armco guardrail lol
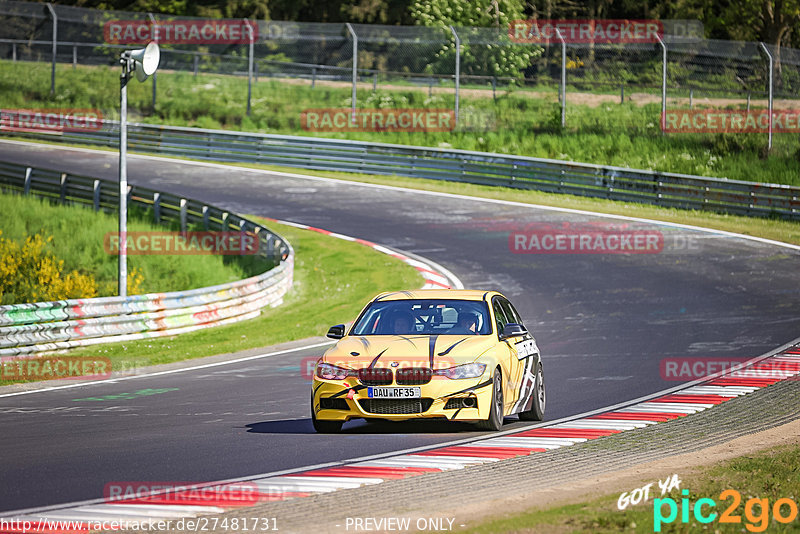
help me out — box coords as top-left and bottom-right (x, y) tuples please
(0, 160), (293, 357)
(2, 122), (798, 221)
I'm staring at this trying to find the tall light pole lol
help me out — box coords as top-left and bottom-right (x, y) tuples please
(119, 41), (160, 297)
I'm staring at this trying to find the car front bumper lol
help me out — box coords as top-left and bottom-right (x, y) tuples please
(312, 375), (494, 423)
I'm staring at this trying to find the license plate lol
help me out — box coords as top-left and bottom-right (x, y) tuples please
(367, 387), (421, 399)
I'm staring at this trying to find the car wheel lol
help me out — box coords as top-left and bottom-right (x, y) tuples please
(519, 363), (546, 421)
(311, 398), (343, 433)
(476, 368), (504, 431)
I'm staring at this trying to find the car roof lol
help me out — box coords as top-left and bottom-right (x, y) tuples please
(372, 289), (500, 302)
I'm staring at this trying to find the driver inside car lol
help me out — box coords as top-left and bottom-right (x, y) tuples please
(449, 311), (479, 334)
(390, 311), (416, 335)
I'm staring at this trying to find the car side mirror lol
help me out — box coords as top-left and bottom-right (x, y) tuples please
(500, 323), (527, 340)
(326, 324), (346, 339)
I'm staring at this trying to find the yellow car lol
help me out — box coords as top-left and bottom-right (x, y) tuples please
(311, 289), (545, 432)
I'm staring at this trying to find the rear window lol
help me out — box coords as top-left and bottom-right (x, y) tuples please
(351, 299), (491, 336)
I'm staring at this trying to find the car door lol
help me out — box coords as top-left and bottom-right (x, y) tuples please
(497, 297), (540, 415)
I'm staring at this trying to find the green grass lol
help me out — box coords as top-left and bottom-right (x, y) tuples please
(3, 60), (799, 186)
(459, 444), (800, 533)
(41, 218), (423, 373)
(0, 191), (256, 301)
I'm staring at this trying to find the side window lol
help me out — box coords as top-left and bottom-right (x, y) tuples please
(500, 299), (524, 327)
(492, 298), (509, 337)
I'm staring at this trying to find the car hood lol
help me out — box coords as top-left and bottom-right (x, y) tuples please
(323, 334), (496, 369)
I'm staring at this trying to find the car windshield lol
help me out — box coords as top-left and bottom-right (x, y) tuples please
(351, 299), (492, 336)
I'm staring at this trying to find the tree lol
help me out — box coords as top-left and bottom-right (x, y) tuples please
(410, 0), (542, 79)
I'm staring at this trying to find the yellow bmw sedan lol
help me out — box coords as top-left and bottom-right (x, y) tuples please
(311, 289), (545, 432)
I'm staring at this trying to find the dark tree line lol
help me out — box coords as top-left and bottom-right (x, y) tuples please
(39, 0), (800, 49)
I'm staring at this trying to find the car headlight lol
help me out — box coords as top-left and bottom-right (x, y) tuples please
(316, 362), (355, 381)
(435, 363), (487, 379)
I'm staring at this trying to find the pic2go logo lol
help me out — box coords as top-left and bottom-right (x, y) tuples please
(654, 489), (799, 532)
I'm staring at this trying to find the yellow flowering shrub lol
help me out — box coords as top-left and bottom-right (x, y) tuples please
(127, 266), (145, 296)
(0, 231), (98, 304)
(566, 57), (585, 69)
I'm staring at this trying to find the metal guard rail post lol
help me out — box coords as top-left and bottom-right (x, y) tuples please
(0, 160), (294, 356)
(1, 121), (797, 221)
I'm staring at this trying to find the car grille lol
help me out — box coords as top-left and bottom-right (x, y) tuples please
(444, 397), (463, 410)
(396, 367), (432, 385)
(358, 398), (434, 415)
(358, 368), (393, 385)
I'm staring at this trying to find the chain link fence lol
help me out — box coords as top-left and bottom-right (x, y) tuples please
(1, 0), (799, 157)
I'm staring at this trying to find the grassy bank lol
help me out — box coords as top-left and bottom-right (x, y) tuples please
(49, 219), (423, 372)
(3, 60), (799, 185)
(0, 191), (255, 301)
(460, 444), (800, 533)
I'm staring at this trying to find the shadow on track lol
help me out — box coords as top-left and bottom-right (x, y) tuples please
(245, 418), (492, 435)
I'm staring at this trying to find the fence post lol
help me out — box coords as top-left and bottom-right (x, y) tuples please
(180, 198), (188, 234)
(345, 23), (357, 124)
(555, 28), (565, 128)
(759, 42), (774, 152)
(148, 13), (158, 109)
(45, 3), (57, 95)
(153, 192), (161, 223)
(12, 42), (16, 62)
(59, 173), (67, 203)
(244, 18), (255, 116)
(24, 168), (32, 195)
(193, 54), (199, 77)
(72, 45), (77, 69)
(656, 34), (667, 135)
(311, 67), (316, 88)
(93, 180), (101, 211)
(119, 68), (128, 298)
(449, 25), (460, 126)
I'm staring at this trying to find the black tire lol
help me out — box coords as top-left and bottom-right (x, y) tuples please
(476, 368), (504, 431)
(311, 399), (343, 433)
(519, 363), (546, 421)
